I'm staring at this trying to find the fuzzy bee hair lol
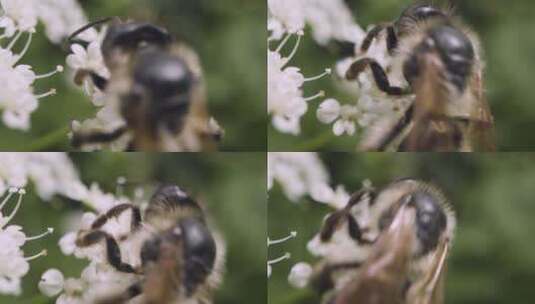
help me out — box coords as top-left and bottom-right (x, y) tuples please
(311, 178), (456, 304)
(76, 185), (225, 304)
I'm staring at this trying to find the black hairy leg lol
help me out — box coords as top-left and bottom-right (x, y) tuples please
(90, 203), (142, 234)
(76, 230), (139, 274)
(71, 126), (127, 148)
(346, 58), (409, 96)
(360, 24), (398, 54)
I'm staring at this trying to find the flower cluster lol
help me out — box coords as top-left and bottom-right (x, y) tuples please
(0, 188), (53, 295)
(0, 0), (90, 131)
(65, 25), (131, 151)
(41, 184), (145, 303)
(0, 153), (87, 200)
(268, 0), (345, 135)
(288, 179), (377, 291)
(268, 0), (414, 143)
(268, 31), (330, 135)
(268, 152), (349, 208)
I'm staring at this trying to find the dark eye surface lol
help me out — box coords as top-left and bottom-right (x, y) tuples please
(181, 217), (216, 295)
(133, 50), (193, 100)
(102, 22), (171, 57)
(411, 192), (447, 256)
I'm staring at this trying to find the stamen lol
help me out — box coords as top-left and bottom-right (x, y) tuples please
(0, 188), (18, 210)
(116, 176), (127, 196)
(282, 31), (304, 67)
(304, 68), (332, 82)
(304, 91), (325, 102)
(7, 31), (22, 50)
(275, 33), (291, 53)
(14, 31), (33, 64)
(2, 189), (25, 227)
(36, 89), (57, 99)
(268, 252), (291, 265)
(35, 66), (64, 79)
(268, 231), (297, 246)
(25, 249), (48, 261)
(26, 228), (54, 241)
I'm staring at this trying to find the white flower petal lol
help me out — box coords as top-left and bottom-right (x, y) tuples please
(39, 269), (64, 297)
(317, 98), (341, 124)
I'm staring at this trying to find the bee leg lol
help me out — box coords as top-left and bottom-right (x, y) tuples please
(320, 189), (377, 243)
(90, 203), (142, 233)
(360, 24), (386, 53)
(386, 25), (398, 54)
(89, 72), (108, 91)
(71, 126), (127, 148)
(346, 58), (409, 96)
(96, 281), (143, 304)
(346, 215), (375, 245)
(76, 230), (139, 274)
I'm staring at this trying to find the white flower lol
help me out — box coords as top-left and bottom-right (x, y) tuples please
(268, 0), (364, 46)
(288, 262), (313, 288)
(268, 31), (330, 135)
(267, 231), (297, 278)
(50, 187), (150, 302)
(317, 98), (341, 124)
(317, 98), (370, 136)
(35, 0), (96, 44)
(301, 0), (365, 46)
(0, 0), (38, 36)
(268, 0), (306, 35)
(0, 30), (63, 130)
(0, 153), (87, 200)
(268, 152), (351, 207)
(39, 268), (64, 297)
(66, 42), (109, 80)
(268, 152), (335, 203)
(0, 188), (53, 295)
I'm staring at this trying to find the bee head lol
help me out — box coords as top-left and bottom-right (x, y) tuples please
(140, 217), (216, 296)
(101, 21), (171, 67)
(377, 181), (451, 257)
(403, 24), (474, 93)
(150, 185), (202, 211)
(120, 49), (194, 134)
(396, 3), (448, 35)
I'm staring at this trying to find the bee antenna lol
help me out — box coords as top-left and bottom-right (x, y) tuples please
(67, 17), (115, 43)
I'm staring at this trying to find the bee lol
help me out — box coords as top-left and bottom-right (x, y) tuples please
(75, 185), (225, 304)
(310, 179), (456, 304)
(67, 18), (223, 151)
(346, 2), (494, 151)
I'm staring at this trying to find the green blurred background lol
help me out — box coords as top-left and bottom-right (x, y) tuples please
(269, 0), (535, 151)
(0, 0), (266, 151)
(0, 153), (266, 303)
(269, 153), (535, 304)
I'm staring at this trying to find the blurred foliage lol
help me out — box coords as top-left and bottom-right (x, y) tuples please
(0, 0), (265, 151)
(269, 0), (535, 151)
(0, 153), (266, 303)
(269, 153), (535, 304)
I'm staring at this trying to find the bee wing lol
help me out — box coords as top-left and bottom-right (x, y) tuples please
(406, 238), (450, 304)
(333, 204), (415, 304)
(403, 53), (463, 151)
(466, 67), (496, 151)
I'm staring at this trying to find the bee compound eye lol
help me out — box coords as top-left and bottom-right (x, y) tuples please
(411, 192), (447, 255)
(181, 218), (217, 295)
(134, 50), (193, 100)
